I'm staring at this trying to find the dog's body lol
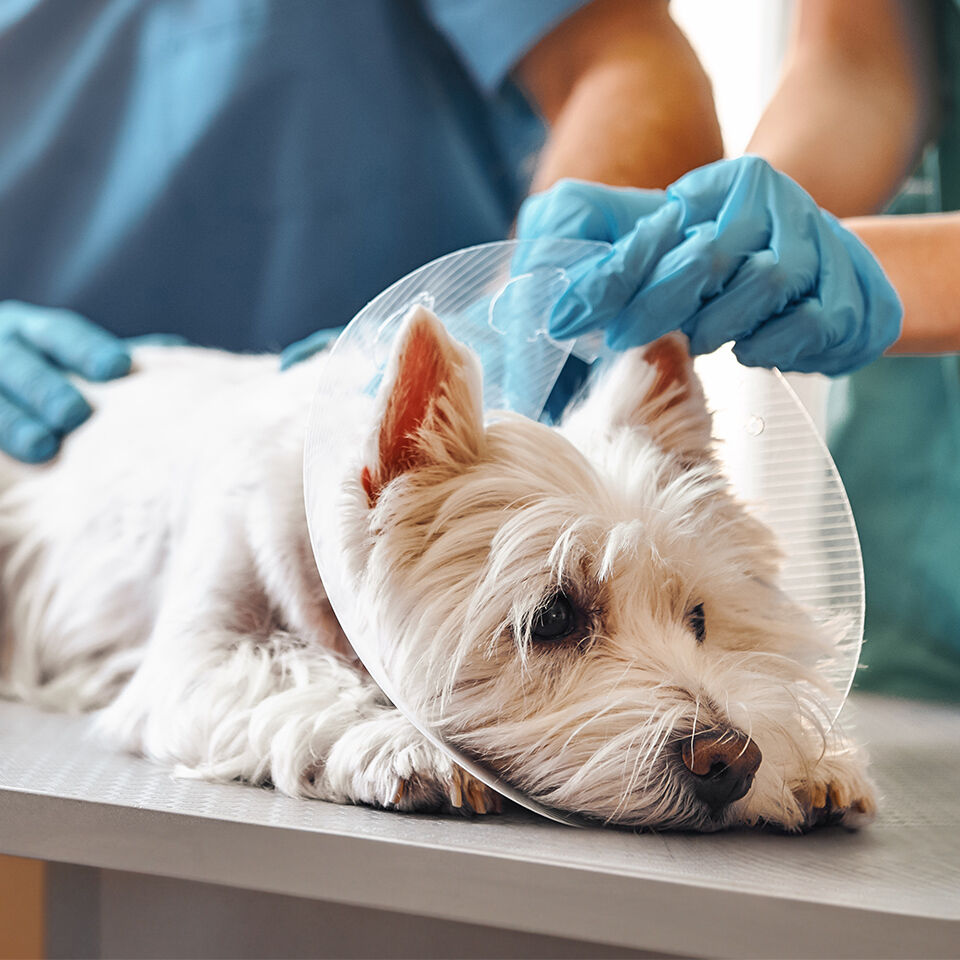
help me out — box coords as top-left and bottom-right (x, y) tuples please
(0, 314), (876, 829)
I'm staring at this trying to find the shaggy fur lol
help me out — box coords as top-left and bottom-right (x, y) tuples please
(0, 308), (876, 829)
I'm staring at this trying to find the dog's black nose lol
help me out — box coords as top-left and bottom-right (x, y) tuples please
(681, 731), (762, 811)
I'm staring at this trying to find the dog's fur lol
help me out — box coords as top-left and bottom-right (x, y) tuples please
(0, 309), (876, 829)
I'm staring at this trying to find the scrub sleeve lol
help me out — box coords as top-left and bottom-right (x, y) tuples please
(827, 0), (960, 701)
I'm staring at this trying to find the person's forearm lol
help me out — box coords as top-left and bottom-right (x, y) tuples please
(516, 0), (723, 192)
(748, 0), (934, 216)
(847, 213), (960, 353)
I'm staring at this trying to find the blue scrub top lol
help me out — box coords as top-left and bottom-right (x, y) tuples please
(0, 0), (586, 351)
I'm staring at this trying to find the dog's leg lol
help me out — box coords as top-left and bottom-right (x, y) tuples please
(84, 503), (369, 796)
(98, 626), (499, 813)
(787, 734), (878, 830)
(95, 624), (380, 794)
(321, 708), (502, 814)
(83, 427), (500, 812)
(91, 528), (498, 811)
(739, 724), (878, 831)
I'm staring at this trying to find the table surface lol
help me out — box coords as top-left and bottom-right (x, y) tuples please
(1, 693), (958, 959)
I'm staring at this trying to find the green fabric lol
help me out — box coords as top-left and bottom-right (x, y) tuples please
(934, 0), (960, 212)
(829, 357), (960, 702)
(827, 0), (960, 702)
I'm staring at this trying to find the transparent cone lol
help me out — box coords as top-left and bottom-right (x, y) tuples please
(303, 239), (863, 826)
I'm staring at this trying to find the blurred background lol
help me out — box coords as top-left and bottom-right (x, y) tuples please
(675, 0), (791, 155)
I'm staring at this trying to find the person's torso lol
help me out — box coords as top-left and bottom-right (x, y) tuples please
(0, 0), (545, 350)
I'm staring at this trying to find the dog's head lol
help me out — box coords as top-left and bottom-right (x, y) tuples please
(345, 306), (833, 830)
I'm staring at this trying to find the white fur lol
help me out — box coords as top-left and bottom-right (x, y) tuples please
(0, 315), (876, 829)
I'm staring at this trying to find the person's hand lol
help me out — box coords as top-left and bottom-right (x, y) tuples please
(516, 157), (903, 375)
(0, 301), (131, 462)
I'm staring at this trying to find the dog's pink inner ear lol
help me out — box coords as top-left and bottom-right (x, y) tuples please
(643, 335), (692, 408)
(579, 332), (711, 460)
(362, 311), (461, 505)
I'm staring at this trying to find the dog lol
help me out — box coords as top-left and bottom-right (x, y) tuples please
(0, 306), (876, 830)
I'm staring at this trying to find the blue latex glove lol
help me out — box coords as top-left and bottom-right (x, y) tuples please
(516, 158), (903, 375)
(0, 301), (131, 462)
(280, 326), (344, 370)
(513, 188), (668, 420)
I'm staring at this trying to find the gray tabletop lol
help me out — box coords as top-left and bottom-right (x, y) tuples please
(0, 693), (957, 959)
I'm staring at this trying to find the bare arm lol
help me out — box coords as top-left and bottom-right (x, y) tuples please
(846, 214), (960, 353)
(515, 0), (723, 192)
(748, 0), (936, 216)
(750, 0), (953, 354)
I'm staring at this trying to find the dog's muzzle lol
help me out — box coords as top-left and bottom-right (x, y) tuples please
(680, 730), (762, 812)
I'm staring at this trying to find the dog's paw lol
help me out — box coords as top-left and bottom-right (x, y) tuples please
(322, 712), (503, 816)
(392, 762), (502, 816)
(790, 753), (877, 830)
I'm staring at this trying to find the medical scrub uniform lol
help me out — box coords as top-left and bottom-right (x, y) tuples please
(0, 0), (586, 352)
(828, 0), (960, 701)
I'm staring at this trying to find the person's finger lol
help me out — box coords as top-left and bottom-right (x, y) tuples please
(0, 390), (60, 463)
(731, 297), (833, 371)
(808, 218), (903, 373)
(685, 227), (819, 356)
(682, 250), (793, 355)
(0, 335), (92, 433)
(4, 301), (131, 380)
(516, 179), (667, 242)
(667, 155), (781, 228)
(644, 155), (815, 351)
(548, 198), (687, 341)
(608, 213), (770, 350)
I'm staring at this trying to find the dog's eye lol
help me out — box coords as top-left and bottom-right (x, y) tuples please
(531, 592), (574, 641)
(687, 602), (706, 644)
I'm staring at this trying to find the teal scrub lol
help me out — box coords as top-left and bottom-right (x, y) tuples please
(0, 0), (588, 352)
(828, 0), (960, 702)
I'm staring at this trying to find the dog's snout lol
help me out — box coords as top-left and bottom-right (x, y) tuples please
(681, 731), (762, 811)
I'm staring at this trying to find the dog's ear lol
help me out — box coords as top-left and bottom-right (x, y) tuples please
(565, 333), (713, 461)
(361, 306), (484, 505)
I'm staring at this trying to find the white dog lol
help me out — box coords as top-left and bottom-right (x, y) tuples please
(0, 307), (876, 830)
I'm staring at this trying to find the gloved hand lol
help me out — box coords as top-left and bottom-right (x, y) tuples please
(516, 157), (903, 375)
(0, 301), (131, 462)
(280, 326), (344, 370)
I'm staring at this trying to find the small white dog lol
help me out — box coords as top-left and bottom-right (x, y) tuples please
(0, 307), (876, 830)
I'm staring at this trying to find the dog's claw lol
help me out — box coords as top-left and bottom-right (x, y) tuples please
(447, 766), (501, 816)
(449, 773), (463, 808)
(380, 763), (502, 817)
(792, 774), (877, 831)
